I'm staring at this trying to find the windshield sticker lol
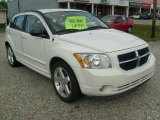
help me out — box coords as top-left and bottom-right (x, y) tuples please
(65, 16), (88, 30)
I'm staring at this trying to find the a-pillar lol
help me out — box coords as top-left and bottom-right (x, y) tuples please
(91, 3), (94, 14)
(112, 5), (114, 15)
(67, 2), (70, 9)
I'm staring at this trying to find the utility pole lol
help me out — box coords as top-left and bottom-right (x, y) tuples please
(17, 0), (20, 12)
(151, 0), (157, 38)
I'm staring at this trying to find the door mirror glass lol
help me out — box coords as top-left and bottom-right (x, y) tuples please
(30, 25), (43, 37)
(30, 27), (48, 38)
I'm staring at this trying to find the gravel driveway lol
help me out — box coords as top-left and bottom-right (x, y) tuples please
(0, 33), (160, 120)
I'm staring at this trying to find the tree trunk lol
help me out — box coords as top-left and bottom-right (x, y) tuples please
(151, 0), (157, 38)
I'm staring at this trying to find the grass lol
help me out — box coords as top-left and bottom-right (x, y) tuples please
(132, 24), (160, 42)
(0, 29), (5, 33)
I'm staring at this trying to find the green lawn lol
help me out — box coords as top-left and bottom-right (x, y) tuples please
(132, 24), (160, 42)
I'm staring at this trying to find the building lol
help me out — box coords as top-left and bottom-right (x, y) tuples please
(0, 5), (7, 29)
(7, 0), (58, 19)
(129, 0), (160, 15)
(8, 0), (130, 19)
(7, 0), (160, 20)
(58, 0), (129, 17)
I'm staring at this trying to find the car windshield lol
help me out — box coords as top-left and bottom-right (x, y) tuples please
(44, 11), (109, 34)
(101, 16), (115, 23)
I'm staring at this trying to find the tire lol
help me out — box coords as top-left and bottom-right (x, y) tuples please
(51, 61), (82, 103)
(6, 45), (20, 67)
(127, 27), (132, 33)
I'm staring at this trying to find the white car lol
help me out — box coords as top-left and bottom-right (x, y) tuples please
(5, 9), (155, 102)
(130, 14), (141, 19)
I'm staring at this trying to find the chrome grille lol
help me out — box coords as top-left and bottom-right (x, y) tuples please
(118, 47), (150, 70)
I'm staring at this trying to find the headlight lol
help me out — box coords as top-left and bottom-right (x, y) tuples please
(73, 53), (111, 69)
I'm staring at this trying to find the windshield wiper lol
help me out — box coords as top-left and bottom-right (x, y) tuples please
(86, 26), (108, 30)
(56, 29), (81, 34)
(56, 26), (108, 34)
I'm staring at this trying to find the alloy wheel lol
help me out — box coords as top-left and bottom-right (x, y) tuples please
(7, 47), (14, 65)
(54, 67), (71, 98)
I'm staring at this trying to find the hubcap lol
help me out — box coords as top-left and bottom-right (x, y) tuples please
(54, 67), (71, 98)
(7, 47), (14, 65)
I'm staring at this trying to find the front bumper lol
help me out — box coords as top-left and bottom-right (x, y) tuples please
(74, 54), (156, 96)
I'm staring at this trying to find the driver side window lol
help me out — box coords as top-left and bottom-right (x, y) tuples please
(25, 15), (48, 36)
(114, 16), (122, 23)
(121, 16), (126, 22)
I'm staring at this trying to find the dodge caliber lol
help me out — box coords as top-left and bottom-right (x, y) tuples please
(5, 9), (156, 102)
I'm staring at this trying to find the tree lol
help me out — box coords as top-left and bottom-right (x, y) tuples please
(0, 0), (7, 9)
(151, 0), (157, 38)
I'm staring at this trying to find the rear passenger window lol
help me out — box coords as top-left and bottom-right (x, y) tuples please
(10, 16), (25, 30)
(10, 18), (15, 28)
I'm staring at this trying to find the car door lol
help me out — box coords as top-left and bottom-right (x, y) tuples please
(113, 16), (122, 31)
(9, 15), (25, 58)
(121, 16), (129, 31)
(21, 15), (49, 72)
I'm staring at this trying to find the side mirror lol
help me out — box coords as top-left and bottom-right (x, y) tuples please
(30, 29), (42, 37)
(30, 28), (49, 39)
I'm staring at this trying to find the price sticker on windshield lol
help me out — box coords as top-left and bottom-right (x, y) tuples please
(65, 16), (88, 30)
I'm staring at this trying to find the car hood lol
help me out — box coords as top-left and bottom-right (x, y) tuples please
(58, 29), (146, 53)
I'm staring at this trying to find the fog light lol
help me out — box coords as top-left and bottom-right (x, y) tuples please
(99, 85), (113, 92)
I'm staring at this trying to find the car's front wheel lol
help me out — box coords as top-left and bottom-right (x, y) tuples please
(51, 61), (82, 102)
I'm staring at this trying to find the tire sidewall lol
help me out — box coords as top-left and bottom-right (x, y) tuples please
(51, 61), (81, 102)
(6, 45), (16, 67)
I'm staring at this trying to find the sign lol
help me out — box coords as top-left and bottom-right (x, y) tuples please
(129, 2), (142, 8)
(143, 4), (151, 8)
(65, 16), (88, 30)
(129, 2), (137, 7)
(137, 3), (143, 7)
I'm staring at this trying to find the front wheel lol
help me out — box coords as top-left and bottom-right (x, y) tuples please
(51, 61), (82, 102)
